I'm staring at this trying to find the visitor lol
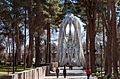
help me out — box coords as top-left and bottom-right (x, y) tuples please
(56, 67), (59, 78)
(85, 68), (91, 79)
(69, 65), (73, 70)
(63, 65), (66, 78)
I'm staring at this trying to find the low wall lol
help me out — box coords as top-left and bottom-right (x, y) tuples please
(0, 66), (46, 79)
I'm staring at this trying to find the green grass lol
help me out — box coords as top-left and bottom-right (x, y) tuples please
(0, 65), (32, 76)
(0, 72), (12, 76)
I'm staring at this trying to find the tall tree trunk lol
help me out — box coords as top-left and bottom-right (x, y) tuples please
(35, 31), (42, 67)
(106, 31), (112, 74)
(89, 0), (96, 73)
(26, 8), (34, 68)
(102, 0), (112, 75)
(13, 0), (21, 67)
(111, 0), (119, 78)
(102, 18), (112, 75)
(46, 24), (51, 64)
(86, 23), (90, 68)
(89, 18), (96, 73)
(26, 27), (34, 68)
(85, 0), (96, 73)
(15, 21), (21, 66)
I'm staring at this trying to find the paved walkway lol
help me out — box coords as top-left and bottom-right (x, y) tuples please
(44, 67), (98, 79)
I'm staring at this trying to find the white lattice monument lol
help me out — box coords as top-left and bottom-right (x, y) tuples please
(57, 13), (86, 66)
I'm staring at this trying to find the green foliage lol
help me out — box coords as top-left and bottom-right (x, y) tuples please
(32, 0), (62, 30)
(46, 0), (61, 15)
(44, 0), (62, 21)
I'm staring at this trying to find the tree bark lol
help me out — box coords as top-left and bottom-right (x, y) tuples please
(26, 27), (34, 68)
(89, 18), (96, 73)
(102, 0), (113, 75)
(15, 22), (21, 66)
(46, 24), (51, 64)
(13, 0), (21, 67)
(86, 23), (90, 68)
(111, 0), (119, 78)
(85, 0), (96, 73)
(106, 31), (112, 74)
(89, 0), (96, 73)
(26, 8), (34, 68)
(35, 31), (42, 67)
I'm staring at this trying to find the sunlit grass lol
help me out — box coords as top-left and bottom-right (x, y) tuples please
(0, 65), (32, 76)
(0, 72), (11, 76)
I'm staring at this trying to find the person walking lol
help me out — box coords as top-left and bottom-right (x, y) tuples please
(56, 67), (59, 78)
(69, 65), (73, 70)
(85, 68), (91, 79)
(63, 65), (66, 78)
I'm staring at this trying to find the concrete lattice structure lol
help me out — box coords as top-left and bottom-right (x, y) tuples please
(57, 13), (85, 66)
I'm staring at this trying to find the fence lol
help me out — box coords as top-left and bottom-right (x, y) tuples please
(0, 66), (46, 79)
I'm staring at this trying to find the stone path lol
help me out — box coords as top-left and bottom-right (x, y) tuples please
(44, 67), (98, 79)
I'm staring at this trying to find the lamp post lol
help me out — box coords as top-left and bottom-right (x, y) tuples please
(100, 42), (102, 77)
(11, 9), (16, 73)
(12, 24), (15, 74)
(24, 7), (27, 70)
